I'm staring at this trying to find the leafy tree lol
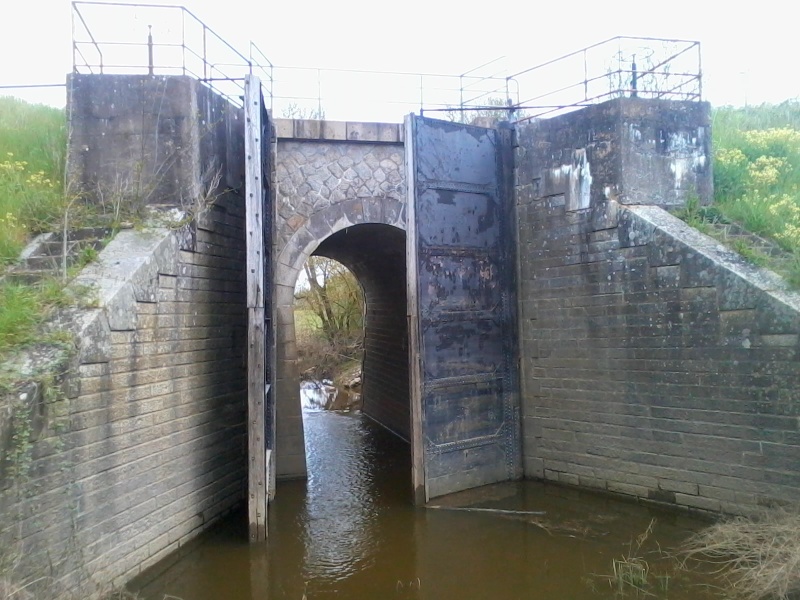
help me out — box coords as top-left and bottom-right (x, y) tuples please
(296, 256), (363, 345)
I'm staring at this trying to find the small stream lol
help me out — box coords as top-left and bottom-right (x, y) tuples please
(300, 380), (362, 412)
(132, 385), (726, 600)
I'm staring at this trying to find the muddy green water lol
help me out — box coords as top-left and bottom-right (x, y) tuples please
(133, 406), (726, 600)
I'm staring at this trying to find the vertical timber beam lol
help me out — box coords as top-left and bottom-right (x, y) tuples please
(267, 119), (277, 504)
(245, 75), (268, 542)
(404, 114), (427, 505)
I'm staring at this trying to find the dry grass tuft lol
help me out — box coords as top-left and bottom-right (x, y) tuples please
(683, 507), (800, 600)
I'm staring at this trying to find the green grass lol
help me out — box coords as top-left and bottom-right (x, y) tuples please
(712, 102), (800, 237)
(712, 101), (800, 147)
(0, 97), (71, 360)
(680, 101), (800, 286)
(0, 279), (71, 356)
(0, 284), (40, 351)
(0, 96), (66, 267)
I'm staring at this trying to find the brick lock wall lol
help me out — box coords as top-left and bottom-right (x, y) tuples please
(77, 199), (248, 586)
(0, 75), (249, 599)
(515, 98), (800, 514)
(0, 197), (248, 597)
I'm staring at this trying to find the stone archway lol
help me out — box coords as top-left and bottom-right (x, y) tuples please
(273, 197), (407, 478)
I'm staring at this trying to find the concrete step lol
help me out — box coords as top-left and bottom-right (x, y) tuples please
(2, 269), (58, 285)
(1, 227), (113, 285)
(22, 252), (86, 271)
(35, 238), (95, 257)
(699, 219), (795, 267)
(35, 228), (110, 252)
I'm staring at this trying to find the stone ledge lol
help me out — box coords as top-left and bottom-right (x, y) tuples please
(273, 119), (404, 143)
(623, 205), (800, 314)
(72, 229), (180, 335)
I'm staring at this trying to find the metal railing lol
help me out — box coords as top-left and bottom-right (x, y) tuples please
(69, 1), (514, 120)
(508, 36), (702, 122)
(268, 65), (515, 123)
(71, 1), (269, 106)
(71, 4), (701, 122)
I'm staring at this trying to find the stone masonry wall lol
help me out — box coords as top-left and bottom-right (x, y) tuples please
(0, 75), (248, 598)
(272, 120), (406, 478)
(68, 74), (244, 209)
(0, 207), (248, 597)
(516, 98), (800, 514)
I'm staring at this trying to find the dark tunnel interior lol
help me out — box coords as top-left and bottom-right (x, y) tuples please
(313, 223), (410, 440)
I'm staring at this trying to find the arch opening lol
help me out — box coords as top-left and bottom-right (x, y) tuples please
(294, 256), (365, 408)
(275, 222), (410, 482)
(312, 224), (409, 440)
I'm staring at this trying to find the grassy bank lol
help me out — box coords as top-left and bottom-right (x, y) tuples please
(0, 97), (69, 359)
(0, 97), (66, 267)
(684, 101), (800, 286)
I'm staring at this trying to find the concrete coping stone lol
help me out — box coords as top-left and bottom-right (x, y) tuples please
(625, 204), (800, 313)
(71, 228), (178, 333)
(273, 119), (404, 143)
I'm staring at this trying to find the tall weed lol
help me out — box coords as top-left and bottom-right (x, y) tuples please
(0, 97), (66, 266)
(0, 279), (71, 356)
(0, 97), (73, 358)
(684, 507), (800, 600)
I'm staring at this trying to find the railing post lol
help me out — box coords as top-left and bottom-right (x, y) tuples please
(181, 10), (186, 76)
(203, 25), (208, 79)
(147, 25), (154, 75)
(697, 43), (703, 101)
(317, 68), (322, 118)
(459, 74), (464, 123)
(71, 3), (76, 73)
(583, 49), (588, 101)
(419, 74), (424, 116)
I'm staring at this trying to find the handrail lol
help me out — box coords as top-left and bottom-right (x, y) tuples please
(507, 35), (702, 122)
(73, 1), (252, 70)
(72, 1), (258, 105)
(72, 4), (104, 74)
(507, 35), (701, 80)
(70, 4), (702, 121)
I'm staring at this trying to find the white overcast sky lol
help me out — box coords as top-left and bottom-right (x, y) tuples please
(1, 0), (797, 114)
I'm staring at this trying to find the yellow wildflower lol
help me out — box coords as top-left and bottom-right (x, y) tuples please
(748, 156), (788, 188)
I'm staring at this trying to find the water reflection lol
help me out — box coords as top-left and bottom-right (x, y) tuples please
(300, 412), (379, 582)
(301, 380), (361, 412)
(264, 407), (414, 600)
(133, 408), (726, 600)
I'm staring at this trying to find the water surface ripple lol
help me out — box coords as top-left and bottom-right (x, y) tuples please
(133, 409), (725, 600)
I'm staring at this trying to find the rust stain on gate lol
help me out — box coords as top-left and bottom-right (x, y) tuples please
(405, 116), (522, 503)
